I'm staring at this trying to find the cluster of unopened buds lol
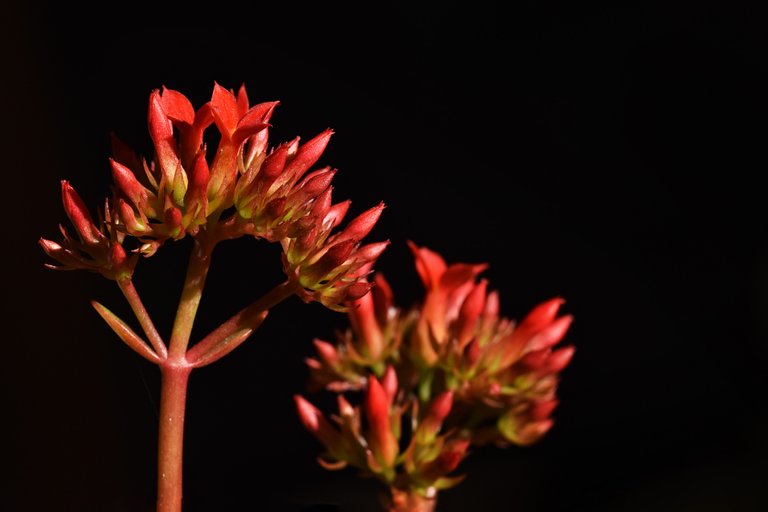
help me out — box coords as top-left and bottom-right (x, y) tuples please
(41, 83), (385, 313)
(296, 243), (574, 511)
(40, 83), (385, 512)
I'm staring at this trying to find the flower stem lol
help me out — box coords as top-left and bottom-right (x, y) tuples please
(155, 235), (215, 512)
(387, 488), (437, 512)
(156, 363), (191, 512)
(118, 277), (168, 359)
(168, 237), (215, 359)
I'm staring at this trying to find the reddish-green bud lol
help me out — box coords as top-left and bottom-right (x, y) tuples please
(313, 339), (340, 368)
(61, 181), (102, 245)
(294, 395), (344, 453)
(528, 315), (573, 351)
(148, 90), (179, 182)
(110, 159), (152, 214)
(381, 366), (398, 405)
(349, 289), (384, 361)
(365, 376), (398, 467)
(334, 203), (384, 245)
(456, 279), (487, 349)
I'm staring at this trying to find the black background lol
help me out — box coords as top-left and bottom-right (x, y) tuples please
(4, 1), (768, 510)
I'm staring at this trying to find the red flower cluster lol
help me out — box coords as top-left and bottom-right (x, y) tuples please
(40, 83), (385, 310)
(297, 243), (574, 503)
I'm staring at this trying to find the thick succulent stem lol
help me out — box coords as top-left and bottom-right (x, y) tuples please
(156, 362), (191, 512)
(387, 488), (437, 512)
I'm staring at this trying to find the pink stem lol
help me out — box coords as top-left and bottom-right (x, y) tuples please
(168, 237), (214, 359)
(118, 278), (168, 360)
(156, 362), (191, 512)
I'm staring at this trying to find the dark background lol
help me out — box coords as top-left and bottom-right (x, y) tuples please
(4, 1), (767, 510)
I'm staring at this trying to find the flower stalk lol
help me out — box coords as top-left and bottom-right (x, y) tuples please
(157, 363), (191, 512)
(40, 83), (386, 512)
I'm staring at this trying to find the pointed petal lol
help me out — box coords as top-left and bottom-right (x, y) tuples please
(210, 82), (240, 137)
(407, 242), (447, 289)
(236, 83), (249, 114)
(160, 87), (195, 125)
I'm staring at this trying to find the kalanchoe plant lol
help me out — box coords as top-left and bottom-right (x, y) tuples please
(39, 83), (386, 512)
(296, 243), (574, 512)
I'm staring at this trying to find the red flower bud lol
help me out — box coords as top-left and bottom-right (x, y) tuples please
(437, 438), (469, 473)
(293, 168), (337, 203)
(528, 315), (573, 351)
(543, 346), (575, 373)
(456, 279), (487, 349)
(364, 376), (398, 467)
(184, 148), (210, 225)
(529, 399), (559, 420)
(313, 339), (340, 368)
(281, 129), (333, 184)
(334, 203), (384, 245)
(323, 200), (351, 229)
(342, 282), (373, 302)
(349, 291), (384, 360)
(148, 90), (179, 182)
(521, 298), (565, 332)
(303, 239), (356, 284)
(61, 181), (102, 245)
(294, 395), (343, 453)
(428, 391), (454, 425)
(381, 366), (398, 405)
(110, 159), (152, 214)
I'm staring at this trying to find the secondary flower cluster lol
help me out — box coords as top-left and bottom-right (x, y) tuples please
(296, 243), (574, 503)
(40, 84), (385, 309)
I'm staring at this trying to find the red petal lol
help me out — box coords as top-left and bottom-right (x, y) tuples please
(161, 87), (195, 125)
(407, 242), (447, 289)
(210, 82), (240, 137)
(237, 84), (249, 115)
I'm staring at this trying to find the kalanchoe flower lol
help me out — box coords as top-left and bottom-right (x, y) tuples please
(43, 82), (386, 311)
(297, 243), (575, 510)
(39, 181), (135, 280)
(40, 81), (388, 512)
